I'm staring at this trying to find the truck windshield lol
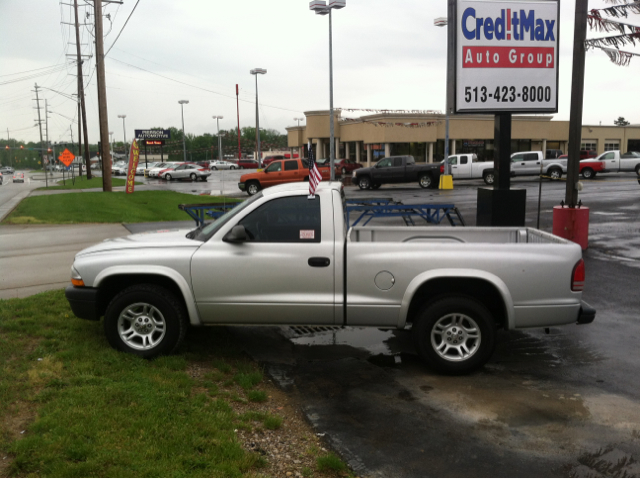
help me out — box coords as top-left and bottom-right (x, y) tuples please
(193, 193), (264, 241)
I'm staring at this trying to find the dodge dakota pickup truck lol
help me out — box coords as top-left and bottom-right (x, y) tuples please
(65, 182), (595, 374)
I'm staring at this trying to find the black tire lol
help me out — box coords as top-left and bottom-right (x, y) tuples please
(413, 295), (496, 375)
(104, 284), (188, 359)
(582, 168), (595, 179)
(548, 168), (562, 180)
(246, 181), (260, 196)
(230, 166), (236, 170)
(418, 174), (433, 189)
(371, 183), (381, 189)
(483, 171), (495, 185)
(635, 164), (640, 177)
(358, 176), (371, 190)
(190, 173), (197, 181)
(165, 173), (172, 181)
(212, 166), (218, 170)
(201, 176), (208, 182)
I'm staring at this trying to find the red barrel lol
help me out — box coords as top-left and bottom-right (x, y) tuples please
(552, 206), (589, 250)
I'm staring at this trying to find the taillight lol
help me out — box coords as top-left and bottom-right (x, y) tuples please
(571, 259), (585, 292)
(440, 165), (444, 173)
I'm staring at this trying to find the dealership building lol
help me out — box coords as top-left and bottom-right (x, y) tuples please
(286, 110), (640, 165)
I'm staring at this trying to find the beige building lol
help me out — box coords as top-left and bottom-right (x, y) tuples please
(286, 110), (640, 165)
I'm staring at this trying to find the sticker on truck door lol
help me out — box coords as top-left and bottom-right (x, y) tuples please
(300, 230), (315, 240)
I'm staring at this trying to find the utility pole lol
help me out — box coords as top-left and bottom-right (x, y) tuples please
(94, 0), (112, 191)
(75, 0), (91, 179)
(33, 84), (48, 187)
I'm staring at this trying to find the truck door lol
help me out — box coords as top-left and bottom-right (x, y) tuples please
(511, 153), (541, 176)
(371, 157), (393, 183)
(451, 155), (471, 179)
(389, 157), (406, 182)
(599, 151), (617, 171)
(190, 194), (336, 325)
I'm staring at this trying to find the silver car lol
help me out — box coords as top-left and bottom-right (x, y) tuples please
(210, 160), (237, 170)
(162, 163), (211, 181)
(137, 162), (160, 176)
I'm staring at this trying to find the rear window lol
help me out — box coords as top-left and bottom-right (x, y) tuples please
(406, 156), (415, 165)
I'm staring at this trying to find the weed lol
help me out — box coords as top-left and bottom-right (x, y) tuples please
(247, 390), (268, 403)
(317, 453), (347, 474)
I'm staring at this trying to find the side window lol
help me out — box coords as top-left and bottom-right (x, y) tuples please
(238, 196), (321, 243)
(601, 152), (615, 160)
(284, 160), (298, 171)
(393, 158), (403, 167)
(266, 162), (282, 172)
(512, 154), (524, 162)
(460, 156), (468, 165)
(524, 153), (539, 161)
(448, 156), (458, 165)
(377, 158), (392, 168)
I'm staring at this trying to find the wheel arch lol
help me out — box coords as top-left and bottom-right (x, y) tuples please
(93, 266), (201, 326)
(398, 270), (514, 330)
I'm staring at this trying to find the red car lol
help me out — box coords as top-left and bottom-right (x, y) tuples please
(236, 159), (260, 169)
(334, 159), (363, 176)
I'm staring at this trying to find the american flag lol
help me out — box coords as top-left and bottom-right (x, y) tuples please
(308, 140), (322, 197)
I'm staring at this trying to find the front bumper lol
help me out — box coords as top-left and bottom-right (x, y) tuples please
(238, 182), (246, 191)
(65, 285), (100, 321)
(577, 300), (596, 324)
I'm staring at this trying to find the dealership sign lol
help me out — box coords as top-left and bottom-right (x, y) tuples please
(134, 129), (171, 140)
(454, 0), (559, 114)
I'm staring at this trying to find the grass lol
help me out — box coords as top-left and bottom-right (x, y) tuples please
(37, 175), (141, 190)
(317, 453), (348, 474)
(2, 190), (240, 225)
(0, 290), (274, 477)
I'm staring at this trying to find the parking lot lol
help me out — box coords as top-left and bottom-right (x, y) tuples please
(2, 169), (640, 476)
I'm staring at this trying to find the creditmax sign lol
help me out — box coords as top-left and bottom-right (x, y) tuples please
(454, 0), (559, 114)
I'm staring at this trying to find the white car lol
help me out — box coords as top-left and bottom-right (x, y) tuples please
(147, 163), (173, 178)
(210, 160), (237, 170)
(137, 162), (160, 176)
(162, 163), (211, 181)
(112, 164), (128, 176)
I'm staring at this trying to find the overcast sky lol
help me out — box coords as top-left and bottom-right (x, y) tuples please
(1, 0), (638, 145)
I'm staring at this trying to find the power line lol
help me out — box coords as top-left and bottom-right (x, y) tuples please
(105, 0), (141, 57)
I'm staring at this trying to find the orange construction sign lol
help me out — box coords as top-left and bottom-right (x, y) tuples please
(58, 148), (75, 167)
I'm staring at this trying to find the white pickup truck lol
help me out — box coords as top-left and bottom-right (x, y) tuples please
(581, 150), (640, 176)
(481, 151), (568, 181)
(65, 182), (595, 374)
(442, 154), (495, 185)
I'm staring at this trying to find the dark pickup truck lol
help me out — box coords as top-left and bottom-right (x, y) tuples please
(353, 155), (441, 190)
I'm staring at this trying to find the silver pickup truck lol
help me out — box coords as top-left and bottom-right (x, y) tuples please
(65, 182), (595, 374)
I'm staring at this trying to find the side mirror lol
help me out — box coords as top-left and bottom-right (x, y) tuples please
(223, 225), (249, 243)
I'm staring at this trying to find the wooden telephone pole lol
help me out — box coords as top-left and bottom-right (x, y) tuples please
(93, 0), (112, 191)
(74, 0), (92, 179)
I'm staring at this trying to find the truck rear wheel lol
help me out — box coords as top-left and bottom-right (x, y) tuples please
(548, 168), (562, 180)
(413, 295), (496, 374)
(104, 284), (187, 359)
(483, 171), (495, 185)
(358, 176), (371, 190)
(418, 174), (432, 189)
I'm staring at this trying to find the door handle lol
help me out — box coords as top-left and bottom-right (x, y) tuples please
(308, 257), (330, 267)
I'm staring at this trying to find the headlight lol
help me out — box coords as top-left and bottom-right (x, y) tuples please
(70, 265), (85, 287)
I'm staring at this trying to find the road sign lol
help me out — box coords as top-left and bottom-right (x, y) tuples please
(135, 129), (171, 140)
(58, 148), (75, 167)
(454, 0), (560, 114)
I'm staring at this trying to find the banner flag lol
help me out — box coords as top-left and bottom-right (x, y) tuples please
(126, 140), (140, 194)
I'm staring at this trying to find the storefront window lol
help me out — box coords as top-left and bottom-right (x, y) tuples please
(511, 140), (532, 153)
(389, 143), (427, 163)
(604, 141), (620, 152)
(628, 140), (640, 152)
(456, 139), (495, 162)
(370, 143), (386, 161)
(581, 141), (597, 152)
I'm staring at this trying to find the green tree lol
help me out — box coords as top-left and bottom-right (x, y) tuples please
(614, 117), (630, 126)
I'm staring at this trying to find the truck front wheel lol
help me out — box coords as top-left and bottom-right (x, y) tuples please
(358, 176), (371, 190)
(246, 181), (261, 196)
(104, 284), (187, 359)
(413, 295), (496, 375)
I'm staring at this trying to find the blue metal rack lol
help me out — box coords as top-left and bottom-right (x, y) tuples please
(178, 202), (239, 226)
(345, 198), (465, 228)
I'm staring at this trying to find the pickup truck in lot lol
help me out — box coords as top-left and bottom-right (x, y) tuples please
(353, 155), (441, 190)
(482, 151), (567, 181)
(238, 158), (331, 195)
(580, 150), (640, 177)
(65, 182), (595, 374)
(442, 154), (495, 185)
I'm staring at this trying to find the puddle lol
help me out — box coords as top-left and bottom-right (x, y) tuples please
(591, 212), (625, 216)
(289, 327), (398, 356)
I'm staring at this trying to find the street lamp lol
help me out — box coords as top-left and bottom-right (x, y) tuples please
(250, 68), (267, 168)
(118, 114), (127, 153)
(178, 100), (189, 163)
(294, 117), (304, 127)
(309, 0), (346, 182)
(213, 116), (223, 162)
(435, 17), (451, 178)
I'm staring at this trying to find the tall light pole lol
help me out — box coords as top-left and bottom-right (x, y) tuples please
(213, 116), (223, 162)
(178, 100), (189, 163)
(118, 114), (127, 153)
(310, 0), (345, 182)
(294, 117), (304, 127)
(250, 68), (267, 168)
(435, 17), (451, 177)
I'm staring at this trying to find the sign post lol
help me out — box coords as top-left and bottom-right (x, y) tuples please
(450, 0), (559, 226)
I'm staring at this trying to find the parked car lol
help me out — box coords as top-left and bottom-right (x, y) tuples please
(210, 160), (237, 170)
(147, 163), (173, 178)
(162, 163), (211, 182)
(137, 162), (160, 175)
(112, 164), (128, 176)
(353, 155), (442, 189)
(581, 150), (640, 177)
(237, 159), (259, 169)
(0, 166), (15, 175)
(238, 158), (331, 195)
(334, 159), (363, 176)
(483, 151), (568, 180)
(64, 181), (595, 374)
(13, 173), (25, 183)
